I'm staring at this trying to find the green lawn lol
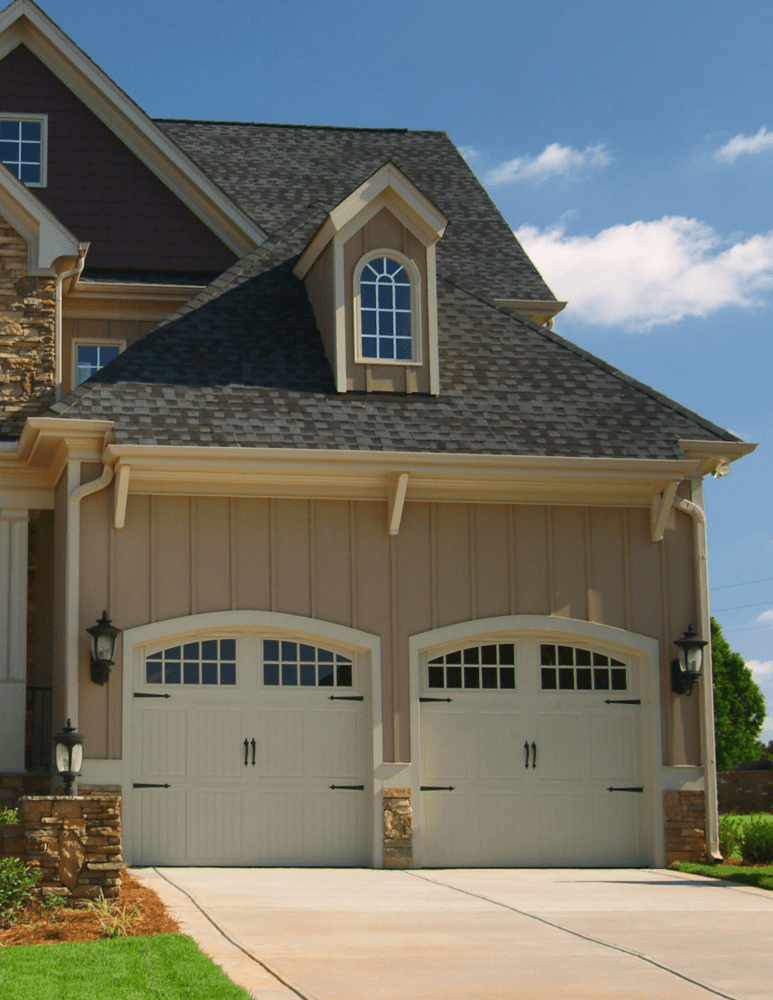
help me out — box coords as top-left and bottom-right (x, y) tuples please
(672, 861), (773, 891)
(0, 933), (251, 1000)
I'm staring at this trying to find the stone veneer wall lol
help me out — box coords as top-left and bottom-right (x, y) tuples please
(383, 787), (412, 868)
(664, 790), (707, 864)
(717, 771), (773, 814)
(0, 217), (56, 438)
(0, 772), (50, 810)
(0, 795), (122, 905)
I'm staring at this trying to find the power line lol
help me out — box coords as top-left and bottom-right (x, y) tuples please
(710, 577), (773, 591)
(723, 624), (773, 634)
(713, 601), (773, 614)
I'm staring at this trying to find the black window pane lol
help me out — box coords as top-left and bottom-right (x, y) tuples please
(541, 645), (556, 666)
(300, 664), (316, 686)
(165, 646), (181, 660)
(0, 122), (18, 139)
(395, 337), (412, 360)
(264, 664), (279, 685)
(611, 668), (627, 691)
(481, 667), (498, 688)
(361, 337), (378, 357)
(446, 666), (462, 688)
(594, 668), (610, 690)
(220, 639), (236, 660)
(146, 662), (162, 684)
(183, 642), (199, 660)
(498, 644), (515, 665)
(611, 658), (624, 667)
(318, 649), (334, 662)
(201, 640), (218, 660)
(281, 641), (297, 662)
(220, 663), (236, 685)
(318, 662), (334, 686)
(263, 639), (279, 661)
(558, 645), (574, 666)
(21, 121), (40, 140)
(20, 164), (40, 184)
(282, 663), (297, 686)
(446, 650), (462, 664)
(384, 258), (400, 275)
(481, 644), (498, 665)
(593, 652), (609, 666)
(575, 648), (591, 666)
(202, 663), (218, 685)
(463, 647), (480, 664)
(395, 286), (410, 310)
(576, 668), (593, 690)
(541, 667), (557, 690)
(147, 652), (162, 661)
(558, 668), (574, 690)
(184, 662), (199, 684)
(499, 667), (516, 689)
(361, 284), (376, 308)
(428, 656), (443, 665)
(336, 662), (352, 687)
(428, 666), (444, 688)
(296, 644), (314, 662)
(336, 654), (352, 664)
(463, 667), (480, 688)
(165, 661), (181, 685)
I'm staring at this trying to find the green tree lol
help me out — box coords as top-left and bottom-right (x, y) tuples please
(712, 617), (766, 771)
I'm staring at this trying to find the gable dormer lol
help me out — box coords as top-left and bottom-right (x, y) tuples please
(294, 162), (447, 395)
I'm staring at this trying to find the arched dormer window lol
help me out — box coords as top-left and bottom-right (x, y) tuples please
(356, 253), (419, 363)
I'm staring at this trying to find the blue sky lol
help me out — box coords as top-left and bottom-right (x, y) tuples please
(36, 0), (773, 739)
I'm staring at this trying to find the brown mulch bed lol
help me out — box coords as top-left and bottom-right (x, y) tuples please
(0, 868), (179, 947)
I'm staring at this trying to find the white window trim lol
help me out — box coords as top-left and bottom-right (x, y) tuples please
(353, 249), (422, 367)
(72, 338), (125, 389)
(0, 113), (48, 187)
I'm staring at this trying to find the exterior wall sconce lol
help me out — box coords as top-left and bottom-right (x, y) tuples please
(671, 625), (708, 697)
(87, 610), (122, 686)
(52, 719), (84, 796)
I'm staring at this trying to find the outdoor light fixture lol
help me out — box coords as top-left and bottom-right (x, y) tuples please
(671, 624), (708, 697)
(87, 610), (122, 686)
(52, 720), (84, 796)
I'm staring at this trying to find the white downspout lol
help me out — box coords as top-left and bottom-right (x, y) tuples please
(64, 458), (114, 734)
(54, 244), (89, 402)
(673, 495), (721, 862)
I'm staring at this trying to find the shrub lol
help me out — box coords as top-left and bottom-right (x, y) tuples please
(719, 814), (743, 859)
(0, 856), (41, 926)
(0, 806), (19, 825)
(739, 813), (773, 865)
(91, 889), (139, 938)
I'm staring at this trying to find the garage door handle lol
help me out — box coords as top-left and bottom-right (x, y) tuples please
(531, 741), (537, 769)
(607, 786), (643, 792)
(251, 738), (256, 766)
(244, 738), (249, 767)
(524, 741), (530, 768)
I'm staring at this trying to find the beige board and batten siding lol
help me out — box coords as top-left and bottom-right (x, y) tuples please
(76, 491), (699, 765)
(343, 207), (430, 394)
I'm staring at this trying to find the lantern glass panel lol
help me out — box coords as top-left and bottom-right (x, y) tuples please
(95, 633), (114, 661)
(686, 646), (702, 672)
(71, 744), (83, 771)
(55, 742), (70, 772)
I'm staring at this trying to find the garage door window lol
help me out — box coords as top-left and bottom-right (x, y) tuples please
(427, 643), (516, 690)
(146, 639), (237, 685)
(540, 644), (626, 692)
(263, 640), (353, 687)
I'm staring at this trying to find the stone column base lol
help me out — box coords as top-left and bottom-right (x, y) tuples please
(664, 789), (707, 864)
(383, 787), (412, 868)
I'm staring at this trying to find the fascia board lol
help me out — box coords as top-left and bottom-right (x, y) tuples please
(68, 281), (204, 302)
(0, 6), (266, 254)
(678, 439), (757, 477)
(0, 168), (80, 271)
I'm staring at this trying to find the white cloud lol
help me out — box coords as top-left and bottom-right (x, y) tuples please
(756, 609), (773, 623)
(515, 217), (773, 331)
(747, 659), (773, 677)
(715, 126), (773, 163)
(458, 145), (480, 163)
(486, 142), (610, 185)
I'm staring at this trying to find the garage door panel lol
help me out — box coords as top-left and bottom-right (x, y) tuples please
(133, 789), (187, 864)
(591, 714), (636, 781)
(478, 712), (526, 781)
(309, 790), (369, 865)
(192, 709), (244, 777)
(253, 790), (306, 863)
(538, 792), (590, 865)
(421, 712), (469, 782)
(309, 709), (362, 778)
(422, 791), (473, 866)
(194, 790), (242, 860)
(479, 791), (539, 865)
(256, 710), (304, 777)
(137, 708), (187, 777)
(536, 713), (587, 781)
(591, 791), (643, 865)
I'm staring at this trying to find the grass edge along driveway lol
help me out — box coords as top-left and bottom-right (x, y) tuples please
(0, 932), (251, 1000)
(673, 861), (773, 891)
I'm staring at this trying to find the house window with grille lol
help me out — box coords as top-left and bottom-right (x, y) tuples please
(357, 254), (416, 362)
(0, 116), (46, 186)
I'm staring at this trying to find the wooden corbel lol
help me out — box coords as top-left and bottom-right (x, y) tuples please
(388, 473), (409, 536)
(650, 480), (679, 542)
(113, 464), (131, 529)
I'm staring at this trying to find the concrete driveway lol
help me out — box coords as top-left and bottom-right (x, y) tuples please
(135, 867), (773, 1000)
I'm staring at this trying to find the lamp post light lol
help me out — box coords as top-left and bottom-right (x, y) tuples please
(52, 720), (84, 796)
(87, 610), (122, 686)
(671, 624), (708, 697)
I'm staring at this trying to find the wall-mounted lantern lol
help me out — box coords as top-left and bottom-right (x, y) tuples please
(87, 610), (122, 686)
(52, 719), (84, 796)
(671, 625), (708, 697)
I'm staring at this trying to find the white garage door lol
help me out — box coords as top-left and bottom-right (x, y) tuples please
(131, 634), (370, 866)
(419, 637), (648, 867)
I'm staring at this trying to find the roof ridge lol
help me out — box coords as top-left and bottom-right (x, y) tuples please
(155, 119), (437, 134)
(439, 272), (740, 444)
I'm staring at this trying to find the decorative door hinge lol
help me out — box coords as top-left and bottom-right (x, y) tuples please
(328, 695), (364, 701)
(329, 784), (365, 790)
(133, 782), (170, 788)
(607, 786), (644, 793)
(134, 692), (171, 699)
(420, 785), (455, 791)
(604, 699), (641, 705)
(420, 697), (453, 703)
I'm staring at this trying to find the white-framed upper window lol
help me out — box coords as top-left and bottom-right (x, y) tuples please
(0, 114), (47, 186)
(354, 251), (421, 365)
(74, 341), (123, 386)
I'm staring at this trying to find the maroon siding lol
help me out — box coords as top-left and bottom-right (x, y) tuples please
(0, 45), (238, 273)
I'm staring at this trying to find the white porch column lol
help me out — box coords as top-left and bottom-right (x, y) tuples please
(0, 509), (29, 771)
